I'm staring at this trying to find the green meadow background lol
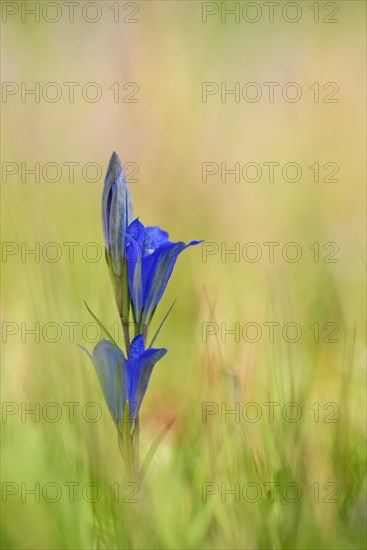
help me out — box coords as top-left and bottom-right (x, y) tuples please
(1, 1), (366, 548)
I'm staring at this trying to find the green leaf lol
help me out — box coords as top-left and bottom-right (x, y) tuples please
(119, 401), (135, 479)
(140, 419), (175, 485)
(149, 299), (177, 348)
(84, 300), (118, 346)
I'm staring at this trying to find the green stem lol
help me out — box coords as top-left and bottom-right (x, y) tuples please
(117, 420), (140, 483)
(119, 404), (135, 481)
(134, 319), (148, 343)
(121, 317), (131, 357)
(133, 415), (140, 482)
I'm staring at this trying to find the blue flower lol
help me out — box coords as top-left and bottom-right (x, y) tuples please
(89, 335), (167, 424)
(125, 219), (202, 326)
(102, 152), (134, 277)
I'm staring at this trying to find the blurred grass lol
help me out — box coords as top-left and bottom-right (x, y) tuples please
(1, 2), (366, 549)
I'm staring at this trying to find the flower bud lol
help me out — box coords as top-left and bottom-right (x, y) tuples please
(102, 151), (133, 276)
(102, 152), (134, 321)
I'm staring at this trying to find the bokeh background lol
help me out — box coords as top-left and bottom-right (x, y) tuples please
(1, 1), (366, 548)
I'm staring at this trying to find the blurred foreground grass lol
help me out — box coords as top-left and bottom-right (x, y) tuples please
(2, 179), (366, 548)
(1, 1), (366, 548)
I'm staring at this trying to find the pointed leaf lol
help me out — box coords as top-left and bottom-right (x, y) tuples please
(84, 300), (118, 346)
(149, 299), (177, 347)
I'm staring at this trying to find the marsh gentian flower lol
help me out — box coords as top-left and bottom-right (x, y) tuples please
(102, 152), (134, 324)
(125, 218), (202, 327)
(102, 152), (134, 276)
(101, 152), (201, 333)
(90, 335), (167, 424)
(82, 151), (201, 476)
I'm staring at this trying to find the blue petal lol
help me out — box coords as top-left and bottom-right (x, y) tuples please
(141, 239), (202, 324)
(187, 240), (203, 246)
(143, 226), (169, 256)
(125, 347), (167, 421)
(126, 244), (143, 322)
(141, 241), (186, 324)
(91, 340), (127, 423)
(126, 221), (146, 321)
(127, 218), (145, 251)
(129, 334), (145, 358)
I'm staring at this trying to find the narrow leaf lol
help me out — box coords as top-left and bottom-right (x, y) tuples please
(84, 300), (118, 346)
(149, 299), (177, 347)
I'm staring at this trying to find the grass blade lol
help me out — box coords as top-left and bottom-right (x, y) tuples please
(140, 419), (175, 485)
